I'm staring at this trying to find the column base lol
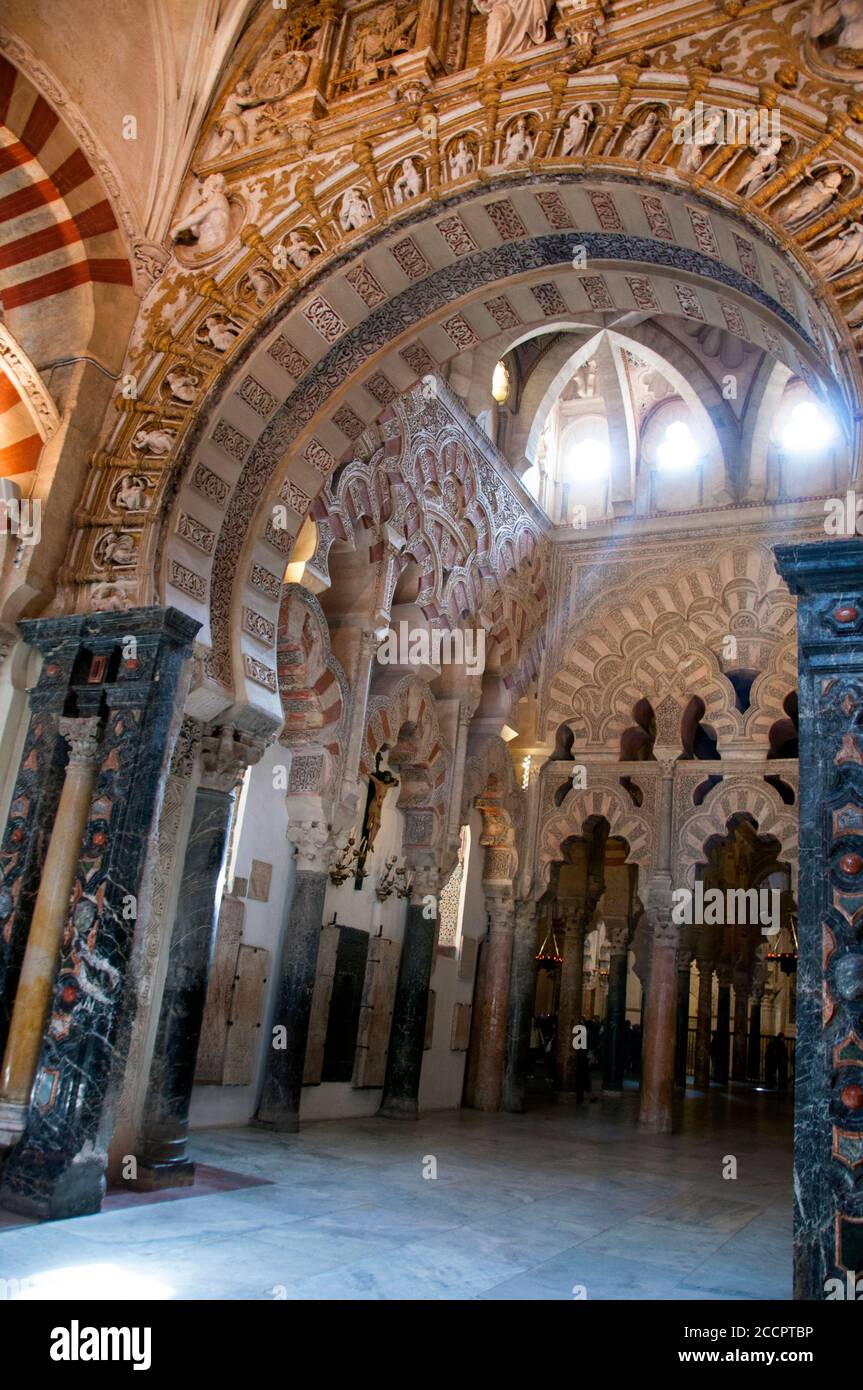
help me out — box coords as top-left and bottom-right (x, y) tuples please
(0, 1100), (27, 1148)
(0, 1149), (106, 1221)
(378, 1097), (419, 1119)
(250, 1113), (299, 1135)
(601, 1087), (623, 1098)
(638, 1114), (673, 1134)
(131, 1159), (196, 1192)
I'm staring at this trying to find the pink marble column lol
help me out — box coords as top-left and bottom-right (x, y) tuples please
(638, 916), (679, 1132)
(471, 888), (515, 1112)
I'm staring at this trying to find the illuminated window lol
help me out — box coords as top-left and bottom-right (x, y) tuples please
(491, 359), (510, 404)
(656, 419), (700, 471)
(438, 824), (470, 950)
(779, 399), (835, 454)
(566, 437), (609, 479)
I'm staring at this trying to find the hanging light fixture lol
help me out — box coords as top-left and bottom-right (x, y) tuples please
(766, 909), (798, 975)
(536, 919), (563, 968)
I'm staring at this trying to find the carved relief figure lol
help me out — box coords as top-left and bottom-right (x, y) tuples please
(622, 110), (659, 161)
(502, 115), (535, 165)
(201, 315), (241, 351)
(132, 426), (175, 457)
(245, 267), (278, 306)
(165, 368), (199, 404)
(562, 104), (594, 157)
(813, 219), (863, 276)
(283, 229), (321, 269)
(676, 107), (723, 176)
(474, 0), (553, 64)
(348, 3), (419, 88)
(207, 82), (265, 159)
(95, 531), (137, 567)
(339, 186), (373, 231)
(778, 170), (845, 229)
(170, 174), (232, 255)
(736, 136), (782, 198)
(811, 0), (863, 64)
(113, 474), (150, 511)
(393, 157), (423, 203)
(450, 138), (476, 179)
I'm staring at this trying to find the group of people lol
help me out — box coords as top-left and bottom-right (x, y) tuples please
(708, 1029), (791, 1087)
(531, 1015), (643, 1103)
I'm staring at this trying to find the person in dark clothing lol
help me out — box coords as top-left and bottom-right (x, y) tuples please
(710, 1029), (720, 1080)
(575, 1045), (592, 1104)
(765, 1033), (790, 1090)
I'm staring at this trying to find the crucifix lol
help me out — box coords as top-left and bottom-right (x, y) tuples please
(354, 747), (399, 889)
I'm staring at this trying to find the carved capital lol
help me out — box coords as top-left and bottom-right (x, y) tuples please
(59, 715), (102, 767)
(199, 723), (269, 793)
(485, 885), (515, 935)
(288, 819), (335, 873)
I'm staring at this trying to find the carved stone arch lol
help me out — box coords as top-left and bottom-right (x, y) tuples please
(363, 672), (452, 850)
(537, 785), (653, 900)
(675, 778), (798, 892)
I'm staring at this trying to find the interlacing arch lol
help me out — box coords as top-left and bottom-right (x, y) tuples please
(675, 777), (798, 893)
(537, 784), (653, 897)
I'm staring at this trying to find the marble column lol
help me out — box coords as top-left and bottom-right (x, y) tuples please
(0, 607), (200, 1219)
(380, 858), (439, 1118)
(693, 957), (713, 1090)
(774, 537), (863, 1300)
(674, 951), (692, 1090)
(556, 899), (588, 1091)
(732, 974), (750, 1083)
(0, 717), (102, 1144)
(255, 821), (335, 1133)
(502, 899), (538, 1114)
(470, 886), (515, 1112)
(639, 761), (680, 1132)
(601, 918), (630, 1097)
(747, 991), (763, 1082)
(715, 968), (732, 1085)
(135, 725), (267, 1187)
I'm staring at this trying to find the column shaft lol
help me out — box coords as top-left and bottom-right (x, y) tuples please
(135, 784), (234, 1186)
(471, 892), (514, 1112)
(556, 913), (586, 1090)
(639, 940), (678, 1132)
(674, 959), (691, 1090)
(732, 984), (749, 1082)
(503, 902), (537, 1113)
(694, 962), (713, 1090)
(255, 867), (329, 1132)
(715, 982), (731, 1085)
(0, 718), (101, 1141)
(747, 997), (762, 1082)
(380, 898), (437, 1118)
(601, 945), (629, 1096)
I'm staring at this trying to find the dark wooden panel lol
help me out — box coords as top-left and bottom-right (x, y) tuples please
(322, 927), (369, 1083)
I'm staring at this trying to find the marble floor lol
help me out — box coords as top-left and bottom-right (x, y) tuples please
(0, 1085), (792, 1301)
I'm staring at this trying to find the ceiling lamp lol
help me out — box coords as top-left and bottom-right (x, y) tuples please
(536, 921), (563, 968)
(766, 911), (798, 975)
(656, 419), (700, 471)
(780, 399), (836, 454)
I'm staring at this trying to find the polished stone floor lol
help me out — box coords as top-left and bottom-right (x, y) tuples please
(0, 1085), (792, 1300)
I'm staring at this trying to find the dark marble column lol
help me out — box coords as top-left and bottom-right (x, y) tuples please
(0, 607), (199, 1220)
(715, 970), (732, 1085)
(693, 957), (713, 1090)
(380, 860), (439, 1118)
(601, 919), (630, 1097)
(502, 899), (538, 1114)
(747, 991), (763, 1083)
(556, 899), (588, 1091)
(775, 539), (863, 1299)
(674, 951), (692, 1090)
(135, 726), (267, 1188)
(732, 974), (749, 1083)
(255, 822), (334, 1133)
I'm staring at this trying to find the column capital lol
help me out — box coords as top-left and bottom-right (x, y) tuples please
(199, 723), (270, 793)
(514, 898), (537, 932)
(604, 914), (632, 954)
(58, 715), (102, 767)
(485, 886), (515, 935)
(288, 819), (335, 873)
